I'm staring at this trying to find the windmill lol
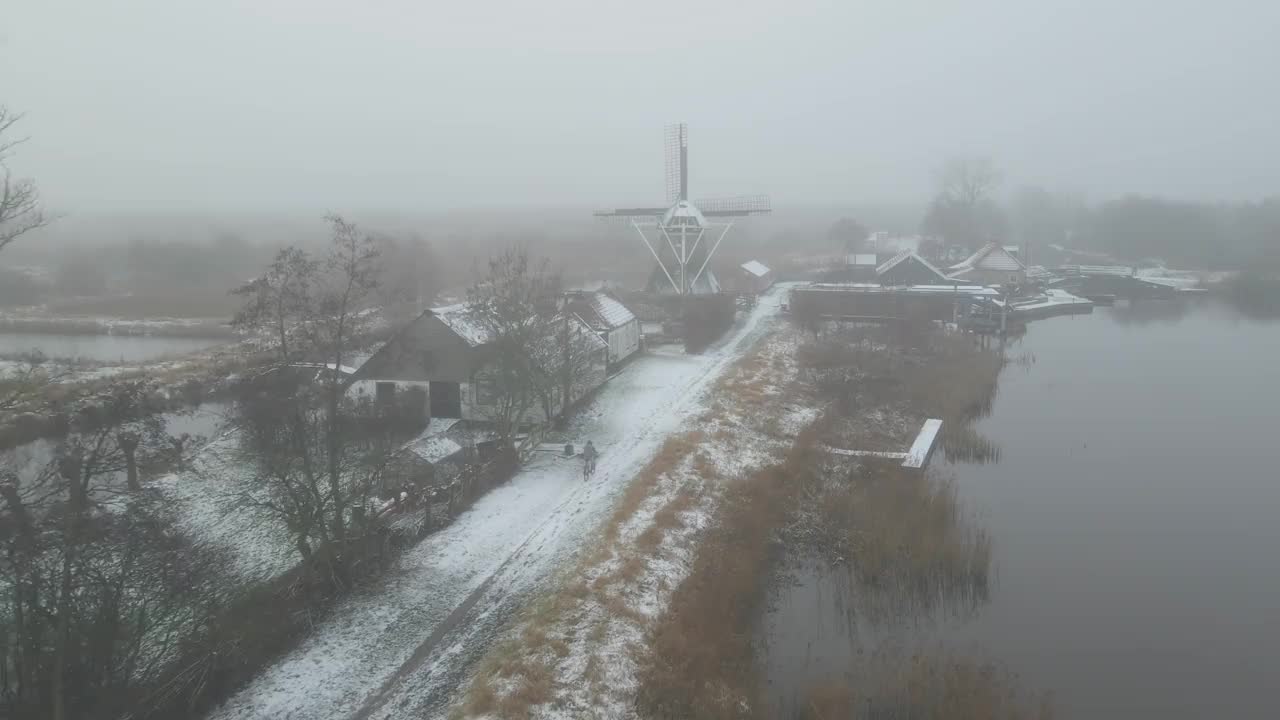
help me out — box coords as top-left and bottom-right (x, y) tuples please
(596, 124), (771, 295)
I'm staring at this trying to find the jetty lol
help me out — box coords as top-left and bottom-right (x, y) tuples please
(825, 418), (943, 471)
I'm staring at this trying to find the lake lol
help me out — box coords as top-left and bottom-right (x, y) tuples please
(760, 298), (1280, 718)
(0, 332), (225, 363)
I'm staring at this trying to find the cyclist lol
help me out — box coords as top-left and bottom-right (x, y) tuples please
(582, 440), (598, 479)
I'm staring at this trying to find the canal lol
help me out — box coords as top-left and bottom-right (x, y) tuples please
(760, 298), (1280, 718)
(0, 332), (226, 363)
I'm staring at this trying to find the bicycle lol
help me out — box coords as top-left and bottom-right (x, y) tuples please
(582, 455), (597, 480)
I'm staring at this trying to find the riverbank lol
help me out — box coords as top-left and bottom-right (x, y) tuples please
(638, 322), (1052, 719)
(452, 316), (816, 719)
(0, 343), (265, 450)
(0, 314), (235, 339)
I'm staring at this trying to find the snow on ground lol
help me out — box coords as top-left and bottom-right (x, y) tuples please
(205, 287), (790, 720)
(155, 432), (299, 585)
(453, 321), (818, 720)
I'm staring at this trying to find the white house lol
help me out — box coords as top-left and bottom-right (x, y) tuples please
(352, 303), (607, 424)
(563, 290), (641, 366)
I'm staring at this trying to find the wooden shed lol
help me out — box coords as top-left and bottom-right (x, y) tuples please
(739, 260), (774, 294)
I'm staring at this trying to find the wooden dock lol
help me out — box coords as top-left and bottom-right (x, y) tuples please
(824, 418), (943, 471)
(902, 418), (942, 469)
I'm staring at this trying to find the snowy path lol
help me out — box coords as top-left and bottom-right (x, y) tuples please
(207, 289), (786, 720)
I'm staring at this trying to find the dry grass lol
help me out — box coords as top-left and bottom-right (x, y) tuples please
(603, 431), (704, 543)
(803, 460), (991, 623)
(457, 329), (803, 719)
(635, 324), (1008, 719)
(495, 658), (555, 720)
(637, 427), (827, 719)
(636, 486), (697, 552)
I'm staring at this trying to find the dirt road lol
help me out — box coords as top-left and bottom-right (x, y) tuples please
(207, 289), (785, 720)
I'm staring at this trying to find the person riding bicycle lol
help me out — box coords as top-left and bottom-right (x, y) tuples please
(582, 440), (598, 478)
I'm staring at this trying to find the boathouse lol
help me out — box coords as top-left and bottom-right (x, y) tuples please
(875, 250), (951, 286)
(948, 243), (1027, 286)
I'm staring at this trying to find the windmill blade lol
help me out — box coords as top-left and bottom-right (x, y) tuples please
(697, 194), (772, 217)
(664, 122), (687, 204)
(594, 207), (668, 219)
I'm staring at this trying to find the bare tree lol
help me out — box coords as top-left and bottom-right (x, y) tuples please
(827, 217), (870, 254)
(0, 106), (49, 253)
(231, 246), (319, 365)
(222, 376), (391, 571)
(545, 307), (606, 427)
(227, 215), (386, 579)
(923, 156), (1006, 252)
(1, 380), (216, 720)
(939, 156), (1001, 209)
(372, 232), (438, 325)
(465, 247), (561, 444)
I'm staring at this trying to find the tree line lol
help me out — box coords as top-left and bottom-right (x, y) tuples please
(842, 156), (1280, 272)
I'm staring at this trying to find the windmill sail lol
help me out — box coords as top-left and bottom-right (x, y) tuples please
(664, 123), (688, 204)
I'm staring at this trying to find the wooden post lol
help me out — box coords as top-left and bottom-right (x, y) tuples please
(117, 431), (140, 491)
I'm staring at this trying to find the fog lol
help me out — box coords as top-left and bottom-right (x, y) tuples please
(4, 0), (1278, 217)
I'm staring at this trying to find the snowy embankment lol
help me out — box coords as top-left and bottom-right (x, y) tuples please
(204, 288), (790, 720)
(451, 316), (815, 720)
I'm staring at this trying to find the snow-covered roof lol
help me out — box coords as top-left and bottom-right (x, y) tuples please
(569, 291), (637, 331)
(950, 243), (1027, 274)
(528, 314), (608, 374)
(875, 249), (949, 280)
(288, 362), (357, 375)
(740, 260), (771, 277)
(1060, 265), (1135, 276)
(661, 200), (708, 229)
(403, 433), (463, 464)
(803, 282), (999, 296)
(430, 303), (496, 347)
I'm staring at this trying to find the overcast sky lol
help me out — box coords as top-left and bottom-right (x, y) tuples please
(3, 0), (1278, 215)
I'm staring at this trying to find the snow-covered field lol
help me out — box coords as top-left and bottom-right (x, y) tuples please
(205, 288), (788, 720)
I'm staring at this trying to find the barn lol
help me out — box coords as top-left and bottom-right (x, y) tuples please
(948, 243), (1027, 287)
(875, 250), (951, 287)
(352, 303), (607, 424)
(739, 260), (774, 294)
(563, 290), (640, 366)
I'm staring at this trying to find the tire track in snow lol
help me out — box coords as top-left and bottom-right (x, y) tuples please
(209, 288), (786, 720)
(355, 290), (786, 720)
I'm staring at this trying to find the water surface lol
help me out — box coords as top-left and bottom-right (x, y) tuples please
(760, 299), (1280, 718)
(947, 299), (1280, 718)
(0, 332), (224, 362)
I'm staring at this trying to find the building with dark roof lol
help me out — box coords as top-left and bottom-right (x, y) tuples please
(875, 250), (952, 286)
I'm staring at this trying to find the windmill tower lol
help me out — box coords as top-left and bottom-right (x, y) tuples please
(596, 124), (771, 295)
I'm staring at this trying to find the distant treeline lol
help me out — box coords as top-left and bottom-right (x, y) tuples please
(1074, 195), (1280, 270)
(0, 233), (439, 320)
(958, 185), (1280, 271)
(899, 159), (1280, 272)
